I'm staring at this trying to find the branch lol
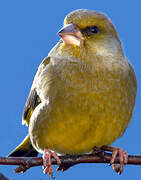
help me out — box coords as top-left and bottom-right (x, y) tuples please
(0, 152), (141, 173)
(0, 173), (9, 180)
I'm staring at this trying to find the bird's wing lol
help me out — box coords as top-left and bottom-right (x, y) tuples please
(22, 56), (51, 126)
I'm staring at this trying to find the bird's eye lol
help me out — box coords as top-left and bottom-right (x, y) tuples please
(82, 26), (99, 36)
(90, 26), (99, 34)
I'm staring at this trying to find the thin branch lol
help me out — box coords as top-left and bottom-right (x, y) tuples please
(0, 152), (141, 173)
(0, 173), (9, 180)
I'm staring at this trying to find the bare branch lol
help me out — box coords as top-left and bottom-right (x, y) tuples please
(0, 172), (9, 180)
(0, 152), (141, 173)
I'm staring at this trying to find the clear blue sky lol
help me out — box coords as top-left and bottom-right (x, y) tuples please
(0, 0), (141, 179)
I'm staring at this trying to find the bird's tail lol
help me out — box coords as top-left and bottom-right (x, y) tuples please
(8, 134), (38, 157)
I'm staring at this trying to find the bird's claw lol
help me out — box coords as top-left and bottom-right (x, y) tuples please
(102, 145), (128, 175)
(43, 148), (61, 178)
(110, 148), (128, 175)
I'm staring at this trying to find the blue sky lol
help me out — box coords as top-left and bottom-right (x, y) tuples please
(0, 0), (141, 179)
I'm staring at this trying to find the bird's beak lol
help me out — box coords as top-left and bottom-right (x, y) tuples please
(58, 24), (83, 46)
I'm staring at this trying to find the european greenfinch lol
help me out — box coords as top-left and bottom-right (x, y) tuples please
(9, 9), (137, 177)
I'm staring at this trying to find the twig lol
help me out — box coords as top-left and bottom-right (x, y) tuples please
(0, 173), (9, 180)
(0, 152), (141, 173)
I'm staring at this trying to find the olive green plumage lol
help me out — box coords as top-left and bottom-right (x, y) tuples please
(9, 9), (137, 157)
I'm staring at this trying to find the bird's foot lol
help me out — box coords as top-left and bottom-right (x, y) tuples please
(43, 148), (61, 178)
(102, 145), (128, 175)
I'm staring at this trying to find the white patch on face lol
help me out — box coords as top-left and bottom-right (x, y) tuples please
(61, 34), (81, 46)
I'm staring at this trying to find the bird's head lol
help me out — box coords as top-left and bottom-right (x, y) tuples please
(58, 9), (124, 61)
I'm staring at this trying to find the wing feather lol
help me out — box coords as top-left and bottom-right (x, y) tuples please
(22, 56), (50, 126)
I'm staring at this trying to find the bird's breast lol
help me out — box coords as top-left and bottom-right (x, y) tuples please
(30, 58), (136, 154)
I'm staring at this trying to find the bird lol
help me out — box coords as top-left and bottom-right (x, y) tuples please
(8, 9), (137, 177)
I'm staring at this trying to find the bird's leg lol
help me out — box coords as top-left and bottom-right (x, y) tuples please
(101, 145), (128, 174)
(43, 148), (61, 178)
